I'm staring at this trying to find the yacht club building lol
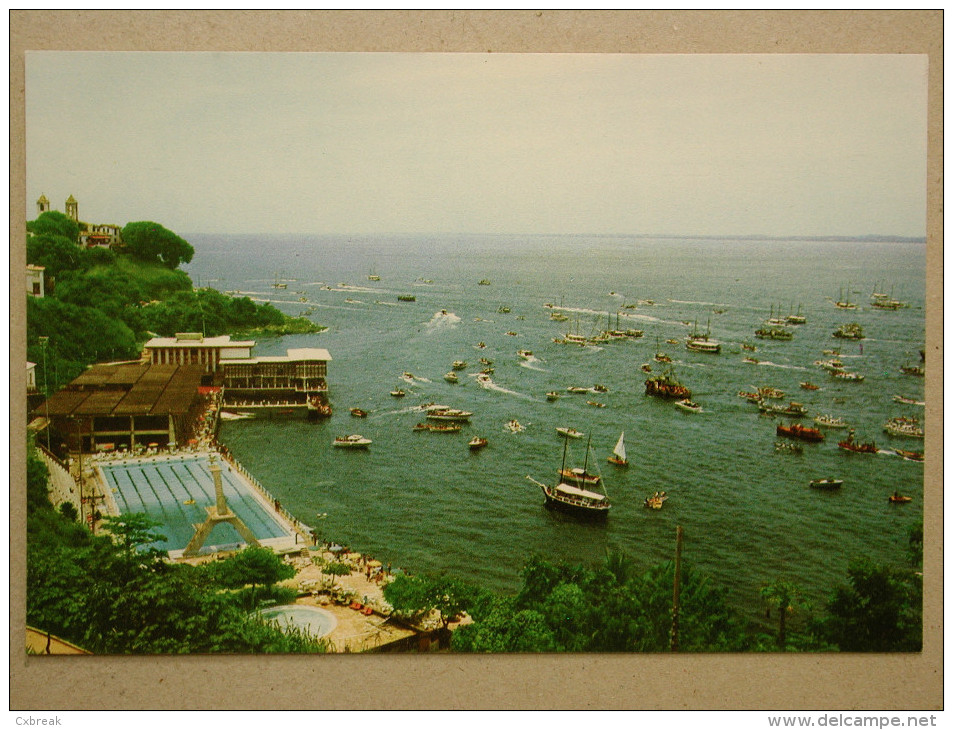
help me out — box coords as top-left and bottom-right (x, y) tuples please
(142, 333), (255, 374)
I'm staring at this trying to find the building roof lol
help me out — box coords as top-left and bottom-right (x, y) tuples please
(36, 194), (49, 204)
(286, 348), (332, 361)
(65, 194), (77, 203)
(143, 334), (256, 349)
(38, 362), (204, 418)
(222, 348), (332, 365)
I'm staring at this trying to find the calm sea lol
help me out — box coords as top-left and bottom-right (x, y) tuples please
(183, 233), (926, 618)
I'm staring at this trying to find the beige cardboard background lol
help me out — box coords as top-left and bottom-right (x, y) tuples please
(9, 10), (942, 710)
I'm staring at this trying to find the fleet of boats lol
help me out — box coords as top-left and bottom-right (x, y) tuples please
(302, 281), (922, 521)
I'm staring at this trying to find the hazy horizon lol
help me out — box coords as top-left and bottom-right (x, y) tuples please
(26, 52), (927, 239)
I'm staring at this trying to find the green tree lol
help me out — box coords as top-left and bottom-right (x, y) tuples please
(383, 573), (475, 630)
(451, 600), (557, 652)
(321, 560), (352, 588)
(26, 233), (84, 280)
(26, 442), (51, 514)
(760, 578), (809, 650)
(908, 523), (923, 569)
(122, 221), (195, 269)
(27, 211), (79, 241)
(27, 296), (140, 367)
(819, 559), (922, 652)
(207, 546), (295, 607)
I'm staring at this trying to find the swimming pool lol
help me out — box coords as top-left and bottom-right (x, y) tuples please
(99, 454), (293, 553)
(255, 604), (337, 639)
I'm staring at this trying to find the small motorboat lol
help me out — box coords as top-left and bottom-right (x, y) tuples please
(333, 434), (372, 449)
(517, 350), (533, 359)
(452, 360), (468, 370)
(774, 441), (803, 455)
(546, 391), (560, 401)
(800, 382), (821, 391)
(350, 408), (368, 418)
(893, 449), (924, 462)
(814, 414), (848, 429)
(556, 427), (584, 439)
(644, 491), (668, 510)
(889, 492), (913, 504)
(390, 389), (406, 397)
(444, 372), (459, 383)
(675, 398), (702, 413)
(587, 401), (606, 408)
(809, 478), (843, 490)
(506, 420), (525, 433)
(427, 423), (463, 433)
(468, 437), (489, 450)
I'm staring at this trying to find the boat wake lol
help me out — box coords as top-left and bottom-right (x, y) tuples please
(425, 310), (462, 332)
(518, 357), (548, 372)
(755, 361), (811, 372)
(471, 374), (535, 401)
(375, 300), (400, 307)
(668, 298), (724, 307)
(402, 374), (431, 384)
(617, 311), (666, 323)
(331, 284), (378, 293)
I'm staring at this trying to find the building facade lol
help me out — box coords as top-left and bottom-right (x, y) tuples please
(220, 347), (332, 415)
(26, 264), (45, 297)
(142, 333), (256, 374)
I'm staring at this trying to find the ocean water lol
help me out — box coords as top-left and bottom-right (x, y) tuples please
(183, 233), (927, 618)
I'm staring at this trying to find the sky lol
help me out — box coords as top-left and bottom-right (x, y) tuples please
(24, 52), (928, 238)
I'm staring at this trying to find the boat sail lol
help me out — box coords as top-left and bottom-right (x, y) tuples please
(608, 431), (628, 466)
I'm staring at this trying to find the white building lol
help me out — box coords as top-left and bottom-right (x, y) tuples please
(142, 333), (256, 373)
(26, 264), (45, 297)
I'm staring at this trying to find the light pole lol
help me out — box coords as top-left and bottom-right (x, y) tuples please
(38, 336), (50, 450)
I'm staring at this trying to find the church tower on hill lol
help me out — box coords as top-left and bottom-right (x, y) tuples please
(65, 194), (78, 222)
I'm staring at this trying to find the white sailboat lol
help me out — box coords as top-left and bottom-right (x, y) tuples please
(608, 431), (628, 466)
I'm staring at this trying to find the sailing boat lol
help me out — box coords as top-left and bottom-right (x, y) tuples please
(526, 435), (610, 519)
(786, 303), (807, 325)
(558, 434), (602, 486)
(686, 318), (721, 353)
(835, 284), (857, 310)
(608, 431), (628, 467)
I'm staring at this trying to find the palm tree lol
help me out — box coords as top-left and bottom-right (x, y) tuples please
(760, 578), (808, 650)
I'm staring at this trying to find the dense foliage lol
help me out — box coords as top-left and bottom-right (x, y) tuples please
(122, 221), (195, 269)
(24, 214), (321, 393)
(27, 210), (79, 241)
(25, 445), (325, 654)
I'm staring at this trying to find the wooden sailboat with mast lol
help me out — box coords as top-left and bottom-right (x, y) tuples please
(526, 434), (610, 519)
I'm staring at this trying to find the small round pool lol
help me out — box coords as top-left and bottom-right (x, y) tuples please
(255, 604), (338, 639)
